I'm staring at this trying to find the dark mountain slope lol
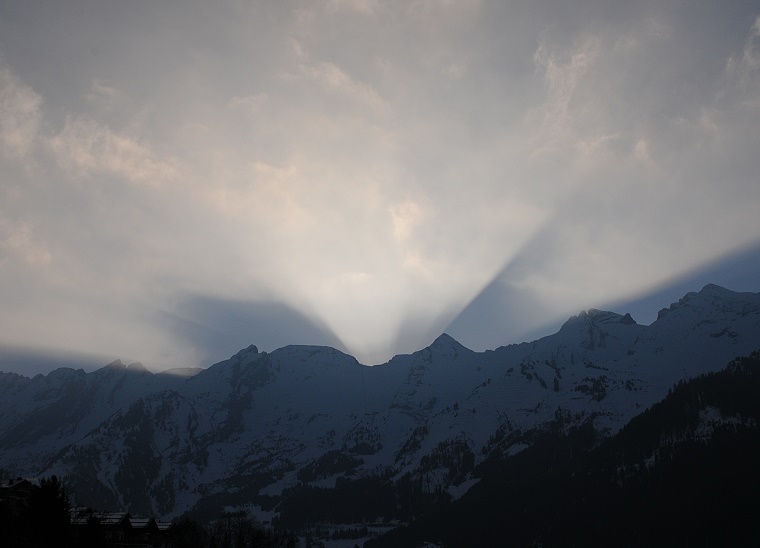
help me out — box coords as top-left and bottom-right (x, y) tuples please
(369, 351), (760, 547)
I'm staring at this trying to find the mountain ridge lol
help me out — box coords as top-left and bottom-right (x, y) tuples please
(0, 283), (758, 537)
(2, 283), (753, 381)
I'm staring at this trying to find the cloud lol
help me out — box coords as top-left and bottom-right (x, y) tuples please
(301, 61), (390, 114)
(49, 117), (180, 187)
(326, 0), (380, 16)
(389, 200), (425, 242)
(84, 78), (122, 110)
(470, 11), (760, 327)
(533, 37), (599, 138)
(727, 16), (760, 85)
(0, 219), (51, 266)
(406, 0), (482, 25)
(0, 65), (41, 158)
(1, 2), (759, 373)
(228, 93), (269, 118)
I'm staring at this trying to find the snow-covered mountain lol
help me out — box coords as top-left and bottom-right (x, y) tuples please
(0, 284), (758, 525)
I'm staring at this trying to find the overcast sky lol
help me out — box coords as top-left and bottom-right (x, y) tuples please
(1, 1), (759, 374)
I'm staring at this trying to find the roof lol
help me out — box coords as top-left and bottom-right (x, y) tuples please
(130, 517), (157, 529)
(68, 509), (175, 532)
(93, 512), (130, 526)
(0, 477), (36, 489)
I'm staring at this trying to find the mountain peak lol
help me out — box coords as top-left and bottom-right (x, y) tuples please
(656, 284), (754, 320)
(700, 283), (728, 293)
(418, 333), (472, 361)
(126, 362), (149, 373)
(431, 333), (460, 347)
(232, 344), (259, 361)
(561, 309), (637, 331)
(587, 309), (637, 325)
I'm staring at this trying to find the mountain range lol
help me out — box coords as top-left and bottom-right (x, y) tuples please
(1, 284), (759, 542)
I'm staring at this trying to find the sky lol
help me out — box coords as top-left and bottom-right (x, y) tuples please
(1, 1), (759, 375)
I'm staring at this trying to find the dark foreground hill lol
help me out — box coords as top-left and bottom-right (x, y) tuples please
(369, 351), (760, 547)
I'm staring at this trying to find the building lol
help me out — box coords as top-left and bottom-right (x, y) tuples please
(69, 508), (175, 548)
(0, 477), (36, 511)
